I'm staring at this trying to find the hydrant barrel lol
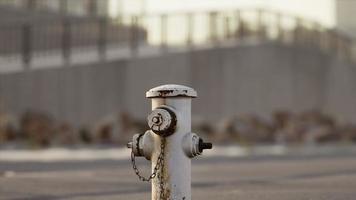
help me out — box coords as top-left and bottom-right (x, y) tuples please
(146, 84), (197, 200)
(128, 84), (211, 200)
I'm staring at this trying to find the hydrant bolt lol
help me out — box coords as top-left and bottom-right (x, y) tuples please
(152, 116), (160, 124)
(198, 138), (213, 153)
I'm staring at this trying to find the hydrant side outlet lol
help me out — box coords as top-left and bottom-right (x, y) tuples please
(129, 131), (155, 160)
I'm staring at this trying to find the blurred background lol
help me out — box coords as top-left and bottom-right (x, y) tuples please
(0, 0), (355, 151)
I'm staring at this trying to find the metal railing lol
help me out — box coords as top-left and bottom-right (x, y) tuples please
(0, 9), (355, 69)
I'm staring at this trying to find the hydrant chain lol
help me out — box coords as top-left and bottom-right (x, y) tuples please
(130, 137), (166, 182)
(158, 159), (165, 200)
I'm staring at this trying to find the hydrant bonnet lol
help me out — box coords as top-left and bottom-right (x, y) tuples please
(146, 84), (197, 98)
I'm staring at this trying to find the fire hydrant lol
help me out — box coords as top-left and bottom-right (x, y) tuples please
(127, 84), (212, 200)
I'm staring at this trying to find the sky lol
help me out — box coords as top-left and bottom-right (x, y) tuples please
(110, 0), (336, 27)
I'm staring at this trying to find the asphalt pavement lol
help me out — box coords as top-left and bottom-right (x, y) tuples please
(1, 153), (356, 200)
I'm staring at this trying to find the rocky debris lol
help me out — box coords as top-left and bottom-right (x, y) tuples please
(0, 112), (17, 144)
(19, 111), (54, 147)
(215, 110), (356, 145)
(1, 110), (356, 148)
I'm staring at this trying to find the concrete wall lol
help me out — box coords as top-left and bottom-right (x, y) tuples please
(0, 42), (355, 125)
(191, 44), (329, 121)
(336, 0), (356, 38)
(324, 57), (356, 122)
(0, 60), (127, 125)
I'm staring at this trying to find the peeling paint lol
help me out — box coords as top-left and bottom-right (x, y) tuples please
(146, 84), (197, 98)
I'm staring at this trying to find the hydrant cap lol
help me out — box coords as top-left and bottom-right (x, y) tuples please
(146, 84), (197, 98)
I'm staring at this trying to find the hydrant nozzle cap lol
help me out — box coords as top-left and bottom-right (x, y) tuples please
(146, 84), (197, 98)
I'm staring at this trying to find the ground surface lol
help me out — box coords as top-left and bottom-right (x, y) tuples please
(1, 153), (356, 200)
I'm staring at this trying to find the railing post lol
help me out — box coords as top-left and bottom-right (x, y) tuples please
(335, 35), (342, 59)
(344, 37), (352, 62)
(350, 40), (355, 63)
(26, 0), (37, 10)
(186, 13), (194, 47)
(236, 10), (246, 40)
(160, 14), (168, 51)
(59, 0), (68, 15)
(312, 22), (322, 50)
(320, 28), (327, 52)
(276, 12), (283, 43)
(331, 31), (337, 55)
(62, 20), (71, 65)
(235, 10), (241, 40)
(209, 12), (218, 44)
(257, 9), (266, 40)
(130, 16), (139, 57)
(88, 0), (98, 17)
(98, 18), (107, 60)
(325, 30), (335, 54)
(224, 16), (230, 39)
(293, 17), (303, 45)
(22, 23), (32, 68)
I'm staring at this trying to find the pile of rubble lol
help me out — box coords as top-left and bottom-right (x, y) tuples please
(0, 111), (144, 148)
(1, 110), (356, 148)
(197, 110), (356, 145)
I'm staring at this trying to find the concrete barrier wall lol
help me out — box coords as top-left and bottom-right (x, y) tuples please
(0, 60), (127, 125)
(0, 43), (355, 125)
(324, 58), (356, 123)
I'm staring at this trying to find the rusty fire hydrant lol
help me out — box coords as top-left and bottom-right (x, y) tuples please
(127, 84), (212, 200)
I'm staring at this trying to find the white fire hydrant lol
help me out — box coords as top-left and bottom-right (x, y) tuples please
(127, 84), (212, 200)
